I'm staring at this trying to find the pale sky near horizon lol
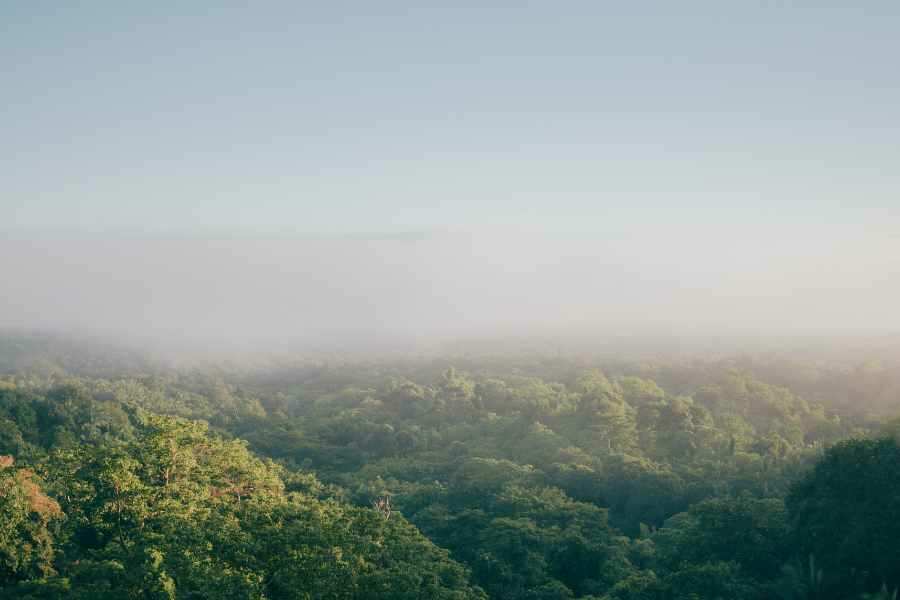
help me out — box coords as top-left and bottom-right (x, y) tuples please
(2, 2), (899, 340)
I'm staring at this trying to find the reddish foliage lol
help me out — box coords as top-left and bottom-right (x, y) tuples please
(12, 469), (63, 520)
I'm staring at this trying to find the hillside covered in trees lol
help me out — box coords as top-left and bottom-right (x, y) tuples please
(2, 333), (900, 599)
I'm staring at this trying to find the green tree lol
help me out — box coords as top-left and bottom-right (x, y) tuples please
(787, 437), (900, 599)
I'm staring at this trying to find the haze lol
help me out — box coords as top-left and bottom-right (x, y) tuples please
(2, 2), (899, 349)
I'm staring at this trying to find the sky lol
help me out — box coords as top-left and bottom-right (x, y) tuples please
(2, 2), (899, 344)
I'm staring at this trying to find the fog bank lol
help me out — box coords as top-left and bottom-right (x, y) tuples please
(2, 227), (898, 350)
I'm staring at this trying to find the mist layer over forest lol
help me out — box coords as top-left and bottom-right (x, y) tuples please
(3, 227), (898, 352)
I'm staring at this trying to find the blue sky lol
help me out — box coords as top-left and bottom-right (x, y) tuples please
(3, 2), (898, 236)
(2, 3), (899, 339)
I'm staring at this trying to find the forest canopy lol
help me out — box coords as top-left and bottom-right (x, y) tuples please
(1, 333), (899, 599)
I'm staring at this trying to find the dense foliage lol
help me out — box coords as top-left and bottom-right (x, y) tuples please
(1, 333), (899, 598)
